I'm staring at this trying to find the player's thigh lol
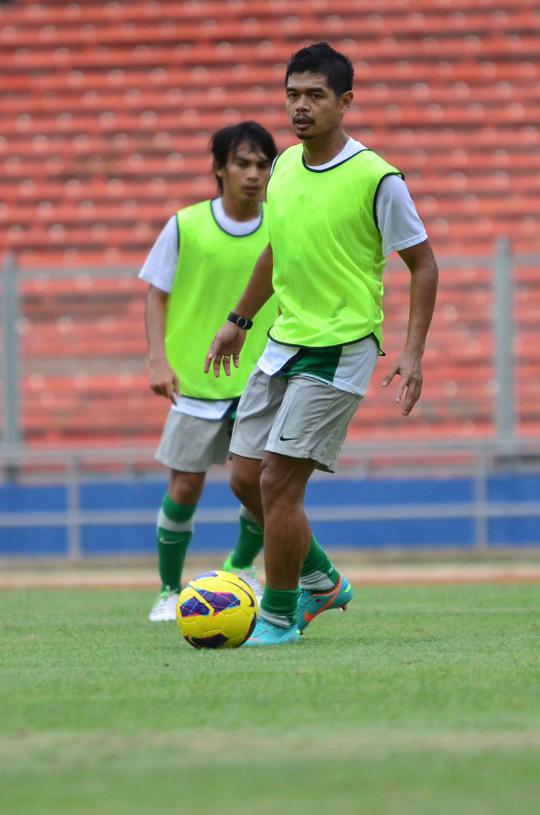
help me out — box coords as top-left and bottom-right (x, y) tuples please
(266, 376), (362, 473)
(156, 410), (232, 473)
(230, 367), (287, 461)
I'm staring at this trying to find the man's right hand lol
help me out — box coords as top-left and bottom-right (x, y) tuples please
(148, 357), (179, 401)
(205, 322), (247, 378)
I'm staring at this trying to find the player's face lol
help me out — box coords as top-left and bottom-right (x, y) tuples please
(286, 72), (352, 140)
(217, 142), (272, 202)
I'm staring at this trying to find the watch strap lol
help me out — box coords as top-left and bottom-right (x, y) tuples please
(227, 311), (253, 330)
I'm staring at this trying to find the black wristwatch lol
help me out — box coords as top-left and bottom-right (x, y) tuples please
(227, 311), (253, 330)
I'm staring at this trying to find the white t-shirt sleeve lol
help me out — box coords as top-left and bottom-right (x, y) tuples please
(375, 175), (428, 257)
(138, 214), (179, 293)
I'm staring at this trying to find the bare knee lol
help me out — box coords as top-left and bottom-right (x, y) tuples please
(168, 470), (205, 505)
(230, 456), (262, 513)
(259, 458), (282, 511)
(260, 453), (314, 514)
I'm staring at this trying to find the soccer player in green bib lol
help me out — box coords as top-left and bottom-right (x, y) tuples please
(140, 122), (277, 621)
(206, 44), (439, 645)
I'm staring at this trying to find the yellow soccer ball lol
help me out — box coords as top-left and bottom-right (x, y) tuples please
(176, 570), (258, 649)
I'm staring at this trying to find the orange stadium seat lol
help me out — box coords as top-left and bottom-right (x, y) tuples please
(1, 0), (539, 446)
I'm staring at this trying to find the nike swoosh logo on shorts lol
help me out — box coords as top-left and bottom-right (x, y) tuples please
(279, 433), (299, 442)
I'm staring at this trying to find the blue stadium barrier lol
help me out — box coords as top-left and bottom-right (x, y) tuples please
(0, 472), (539, 557)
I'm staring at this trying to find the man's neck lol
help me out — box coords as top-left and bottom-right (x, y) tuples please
(301, 129), (349, 167)
(220, 193), (261, 222)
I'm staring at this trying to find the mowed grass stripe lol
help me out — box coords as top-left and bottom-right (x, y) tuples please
(2, 728), (540, 769)
(2, 739), (539, 815)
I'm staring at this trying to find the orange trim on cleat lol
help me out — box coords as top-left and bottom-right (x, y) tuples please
(297, 575), (353, 632)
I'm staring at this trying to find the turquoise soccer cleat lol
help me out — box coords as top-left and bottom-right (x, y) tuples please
(296, 575), (353, 632)
(243, 617), (301, 646)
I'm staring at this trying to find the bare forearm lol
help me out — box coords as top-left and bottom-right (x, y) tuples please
(144, 285), (178, 398)
(234, 244), (274, 319)
(382, 241), (438, 415)
(145, 285), (168, 360)
(402, 246), (438, 356)
(205, 245), (274, 378)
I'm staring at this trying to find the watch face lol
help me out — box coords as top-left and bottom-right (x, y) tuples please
(228, 312), (251, 329)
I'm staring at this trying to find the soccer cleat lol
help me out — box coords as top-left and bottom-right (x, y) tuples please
(243, 617), (301, 647)
(296, 575), (353, 632)
(222, 553), (263, 603)
(148, 588), (180, 622)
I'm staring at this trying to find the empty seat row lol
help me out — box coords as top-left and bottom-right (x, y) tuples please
(1, 0), (539, 447)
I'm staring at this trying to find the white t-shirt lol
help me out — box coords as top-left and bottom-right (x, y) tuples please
(139, 198), (263, 420)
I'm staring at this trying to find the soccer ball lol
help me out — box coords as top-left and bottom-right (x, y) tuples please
(176, 570), (258, 649)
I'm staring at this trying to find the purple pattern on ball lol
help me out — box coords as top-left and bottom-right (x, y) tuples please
(180, 596), (211, 617)
(197, 589), (241, 613)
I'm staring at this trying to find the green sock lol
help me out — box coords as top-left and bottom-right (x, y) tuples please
(261, 586), (299, 628)
(230, 507), (264, 568)
(156, 494), (196, 592)
(300, 534), (340, 590)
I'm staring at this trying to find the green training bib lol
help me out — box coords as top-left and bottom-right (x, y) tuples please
(165, 200), (275, 399)
(266, 144), (402, 349)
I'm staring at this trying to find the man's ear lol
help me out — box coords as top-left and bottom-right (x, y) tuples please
(340, 90), (353, 114)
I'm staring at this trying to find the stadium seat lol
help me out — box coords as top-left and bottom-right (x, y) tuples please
(1, 0), (539, 447)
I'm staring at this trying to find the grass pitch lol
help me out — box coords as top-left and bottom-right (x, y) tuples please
(1, 584), (539, 815)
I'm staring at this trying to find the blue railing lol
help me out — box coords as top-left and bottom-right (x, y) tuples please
(1, 442), (539, 558)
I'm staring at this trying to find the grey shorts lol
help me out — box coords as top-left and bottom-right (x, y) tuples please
(230, 371), (363, 473)
(155, 410), (233, 473)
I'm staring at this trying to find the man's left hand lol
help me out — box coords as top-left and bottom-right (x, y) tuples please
(381, 350), (423, 416)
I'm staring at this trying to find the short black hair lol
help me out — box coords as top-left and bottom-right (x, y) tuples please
(285, 42), (354, 97)
(211, 121), (277, 193)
